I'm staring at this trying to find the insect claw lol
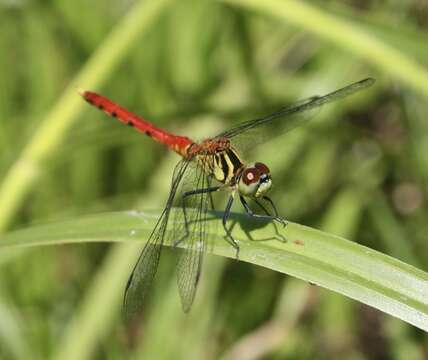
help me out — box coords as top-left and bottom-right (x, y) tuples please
(235, 246), (240, 260)
(275, 217), (287, 228)
(274, 233), (287, 243)
(224, 232), (240, 259)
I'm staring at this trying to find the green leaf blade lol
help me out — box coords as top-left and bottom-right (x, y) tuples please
(1, 210), (427, 331)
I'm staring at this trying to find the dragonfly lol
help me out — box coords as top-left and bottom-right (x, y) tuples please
(80, 77), (375, 317)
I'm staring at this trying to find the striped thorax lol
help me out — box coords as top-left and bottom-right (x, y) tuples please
(195, 145), (244, 185)
(190, 138), (273, 198)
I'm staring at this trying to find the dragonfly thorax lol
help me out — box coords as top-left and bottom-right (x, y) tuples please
(195, 145), (244, 185)
(238, 162), (272, 198)
(193, 140), (272, 197)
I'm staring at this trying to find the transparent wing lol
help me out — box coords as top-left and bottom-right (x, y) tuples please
(170, 161), (213, 312)
(216, 78), (375, 153)
(123, 159), (191, 320)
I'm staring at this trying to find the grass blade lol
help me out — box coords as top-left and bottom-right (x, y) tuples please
(1, 210), (427, 331)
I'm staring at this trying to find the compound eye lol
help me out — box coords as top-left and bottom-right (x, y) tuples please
(242, 168), (260, 185)
(255, 162), (270, 175)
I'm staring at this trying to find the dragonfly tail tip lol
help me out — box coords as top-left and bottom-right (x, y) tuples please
(76, 87), (86, 97)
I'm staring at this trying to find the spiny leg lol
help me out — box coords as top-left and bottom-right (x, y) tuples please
(261, 196), (279, 217)
(253, 198), (272, 217)
(259, 195), (287, 227)
(222, 195), (240, 258)
(174, 186), (220, 248)
(253, 198), (287, 242)
(207, 175), (216, 211)
(240, 195), (286, 226)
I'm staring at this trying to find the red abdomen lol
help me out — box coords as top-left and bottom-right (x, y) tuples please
(80, 90), (194, 157)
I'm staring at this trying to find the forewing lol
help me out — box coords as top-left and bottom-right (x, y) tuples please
(170, 162), (212, 312)
(216, 78), (375, 153)
(123, 159), (190, 320)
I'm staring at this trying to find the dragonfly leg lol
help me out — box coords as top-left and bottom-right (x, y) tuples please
(254, 198), (272, 216)
(254, 198), (287, 242)
(207, 175), (216, 211)
(260, 196), (287, 227)
(222, 195), (240, 258)
(240, 195), (286, 226)
(173, 186), (220, 248)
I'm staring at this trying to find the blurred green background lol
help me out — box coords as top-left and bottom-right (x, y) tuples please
(0, 0), (427, 359)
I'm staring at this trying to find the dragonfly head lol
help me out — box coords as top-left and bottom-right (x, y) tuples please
(238, 162), (272, 198)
